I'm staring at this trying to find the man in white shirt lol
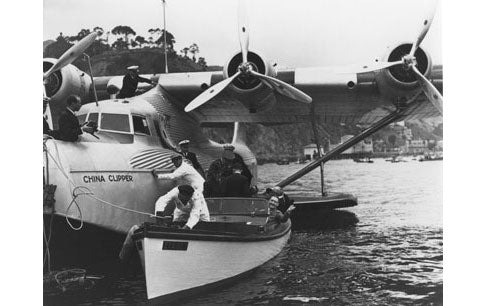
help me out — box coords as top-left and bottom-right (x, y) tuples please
(155, 185), (210, 229)
(152, 154), (205, 192)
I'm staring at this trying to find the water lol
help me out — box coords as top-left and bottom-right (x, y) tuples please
(45, 158), (442, 305)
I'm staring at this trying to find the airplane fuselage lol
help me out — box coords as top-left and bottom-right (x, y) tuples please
(44, 85), (257, 234)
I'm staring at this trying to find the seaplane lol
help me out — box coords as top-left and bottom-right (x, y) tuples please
(43, 1), (442, 301)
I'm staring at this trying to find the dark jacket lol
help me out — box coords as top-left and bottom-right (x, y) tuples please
(58, 109), (82, 142)
(221, 173), (251, 197)
(118, 74), (153, 98)
(43, 117), (60, 139)
(234, 153), (252, 184)
(181, 151), (204, 176)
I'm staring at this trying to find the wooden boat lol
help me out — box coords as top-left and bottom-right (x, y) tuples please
(133, 197), (291, 304)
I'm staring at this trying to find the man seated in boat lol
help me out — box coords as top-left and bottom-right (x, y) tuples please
(221, 162), (252, 197)
(152, 154), (205, 193)
(155, 185), (210, 230)
(205, 144), (252, 197)
(267, 196), (295, 228)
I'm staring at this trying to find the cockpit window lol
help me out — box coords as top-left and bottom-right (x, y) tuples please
(132, 115), (150, 135)
(100, 113), (130, 133)
(77, 114), (87, 124)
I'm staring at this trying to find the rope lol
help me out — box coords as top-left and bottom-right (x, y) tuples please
(43, 139), (161, 232)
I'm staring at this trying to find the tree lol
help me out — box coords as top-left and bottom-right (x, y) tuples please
(155, 29), (176, 51)
(111, 25), (136, 48)
(112, 37), (128, 50)
(180, 47), (189, 58)
(148, 28), (176, 50)
(43, 33), (73, 58)
(189, 43), (199, 62)
(68, 28), (91, 43)
(134, 35), (147, 48)
(196, 57), (207, 69)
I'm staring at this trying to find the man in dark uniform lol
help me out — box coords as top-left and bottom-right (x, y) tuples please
(204, 144), (253, 197)
(58, 95), (94, 142)
(221, 163), (251, 197)
(179, 140), (205, 178)
(118, 66), (155, 98)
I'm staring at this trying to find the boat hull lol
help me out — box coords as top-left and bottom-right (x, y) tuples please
(135, 223), (291, 303)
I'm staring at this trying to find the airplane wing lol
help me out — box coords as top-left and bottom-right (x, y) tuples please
(153, 65), (442, 126)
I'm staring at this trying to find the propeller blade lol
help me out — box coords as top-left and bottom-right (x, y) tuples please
(409, 4), (437, 56)
(185, 72), (242, 112)
(412, 66), (443, 114)
(238, 0), (250, 63)
(43, 32), (98, 80)
(336, 60), (403, 74)
(250, 71), (312, 104)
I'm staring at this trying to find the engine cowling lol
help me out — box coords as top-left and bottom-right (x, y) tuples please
(44, 58), (92, 127)
(375, 43), (432, 100)
(223, 50), (276, 93)
(221, 50), (277, 112)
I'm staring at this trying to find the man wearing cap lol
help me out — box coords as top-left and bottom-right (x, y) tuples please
(205, 144), (252, 197)
(155, 185), (210, 230)
(118, 66), (155, 98)
(152, 153), (205, 192)
(178, 140), (205, 177)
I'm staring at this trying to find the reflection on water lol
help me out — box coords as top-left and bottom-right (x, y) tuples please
(45, 159), (442, 305)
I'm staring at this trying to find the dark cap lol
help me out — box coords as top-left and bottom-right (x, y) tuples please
(223, 144), (235, 151)
(178, 185), (194, 196)
(171, 153), (183, 161)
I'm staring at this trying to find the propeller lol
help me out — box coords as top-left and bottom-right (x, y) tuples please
(337, 5), (442, 114)
(184, 0), (311, 113)
(185, 72), (241, 112)
(43, 31), (99, 81)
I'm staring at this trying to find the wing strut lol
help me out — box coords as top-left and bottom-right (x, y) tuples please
(276, 93), (422, 189)
(309, 101), (327, 196)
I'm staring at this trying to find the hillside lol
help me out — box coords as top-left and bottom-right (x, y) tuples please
(69, 49), (206, 76)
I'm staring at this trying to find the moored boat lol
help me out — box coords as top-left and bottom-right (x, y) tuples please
(133, 197), (291, 304)
(419, 153), (443, 162)
(353, 157), (373, 163)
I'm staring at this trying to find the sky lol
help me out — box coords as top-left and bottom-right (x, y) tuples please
(43, 0), (442, 68)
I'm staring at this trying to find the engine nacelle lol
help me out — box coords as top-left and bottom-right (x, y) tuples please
(375, 43), (432, 100)
(223, 50), (276, 93)
(44, 58), (92, 128)
(222, 50), (277, 112)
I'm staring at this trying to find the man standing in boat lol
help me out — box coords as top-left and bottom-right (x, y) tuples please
(152, 154), (205, 193)
(155, 185), (210, 229)
(178, 140), (205, 178)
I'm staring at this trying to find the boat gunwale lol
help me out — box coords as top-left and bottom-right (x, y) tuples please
(133, 221), (291, 243)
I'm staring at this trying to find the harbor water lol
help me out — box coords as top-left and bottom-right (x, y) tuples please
(44, 158), (442, 305)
